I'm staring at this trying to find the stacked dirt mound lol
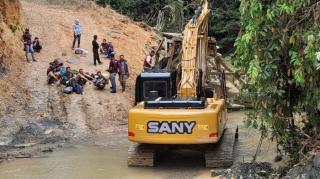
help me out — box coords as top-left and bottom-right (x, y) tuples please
(0, 0), (28, 117)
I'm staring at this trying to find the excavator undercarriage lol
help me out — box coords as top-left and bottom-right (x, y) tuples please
(128, 127), (237, 168)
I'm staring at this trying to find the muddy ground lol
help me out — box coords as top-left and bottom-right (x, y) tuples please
(0, 111), (281, 179)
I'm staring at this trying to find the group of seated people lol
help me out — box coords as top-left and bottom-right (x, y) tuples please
(100, 39), (114, 57)
(47, 59), (107, 94)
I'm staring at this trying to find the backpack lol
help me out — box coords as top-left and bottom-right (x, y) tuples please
(63, 86), (73, 94)
(73, 84), (83, 95)
(75, 48), (83, 54)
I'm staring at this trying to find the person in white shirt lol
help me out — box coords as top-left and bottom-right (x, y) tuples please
(72, 19), (82, 49)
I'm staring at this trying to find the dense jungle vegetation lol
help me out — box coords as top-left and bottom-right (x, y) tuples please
(96, 0), (240, 54)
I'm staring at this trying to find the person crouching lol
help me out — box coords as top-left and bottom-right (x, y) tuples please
(94, 71), (107, 90)
(33, 37), (42, 53)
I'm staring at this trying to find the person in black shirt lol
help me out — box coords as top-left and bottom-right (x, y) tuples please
(92, 35), (102, 66)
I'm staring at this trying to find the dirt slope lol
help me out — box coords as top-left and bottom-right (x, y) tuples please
(21, 0), (157, 134)
(0, 0), (157, 156)
(0, 0), (27, 120)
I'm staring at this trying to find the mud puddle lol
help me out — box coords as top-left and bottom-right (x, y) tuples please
(0, 136), (210, 179)
(0, 112), (277, 179)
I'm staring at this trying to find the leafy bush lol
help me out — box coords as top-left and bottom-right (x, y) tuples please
(235, 0), (320, 164)
(9, 22), (21, 33)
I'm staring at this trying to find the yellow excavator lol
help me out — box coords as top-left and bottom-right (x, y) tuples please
(128, 0), (236, 168)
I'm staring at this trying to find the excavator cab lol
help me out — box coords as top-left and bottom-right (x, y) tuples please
(134, 71), (177, 105)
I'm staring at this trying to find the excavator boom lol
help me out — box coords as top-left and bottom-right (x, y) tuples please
(178, 0), (210, 97)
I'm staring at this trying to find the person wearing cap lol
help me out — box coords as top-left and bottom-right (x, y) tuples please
(72, 19), (82, 49)
(22, 28), (36, 62)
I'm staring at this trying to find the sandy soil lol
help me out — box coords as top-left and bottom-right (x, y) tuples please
(0, 0), (157, 158)
(21, 0), (157, 136)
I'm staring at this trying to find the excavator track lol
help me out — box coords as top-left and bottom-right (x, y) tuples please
(127, 143), (156, 167)
(128, 127), (237, 168)
(205, 128), (236, 168)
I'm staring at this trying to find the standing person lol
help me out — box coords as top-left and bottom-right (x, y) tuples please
(92, 35), (102, 66)
(22, 28), (36, 62)
(108, 54), (119, 93)
(118, 55), (129, 92)
(143, 50), (155, 70)
(72, 19), (81, 49)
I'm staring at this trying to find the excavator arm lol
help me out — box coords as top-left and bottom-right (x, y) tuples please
(178, 0), (210, 98)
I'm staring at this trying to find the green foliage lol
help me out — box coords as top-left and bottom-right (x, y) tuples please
(211, 0), (240, 54)
(96, 0), (240, 53)
(9, 22), (21, 33)
(235, 0), (320, 163)
(96, 0), (174, 25)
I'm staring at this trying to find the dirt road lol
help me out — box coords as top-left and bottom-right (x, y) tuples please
(0, 0), (157, 158)
(21, 0), (156, 137)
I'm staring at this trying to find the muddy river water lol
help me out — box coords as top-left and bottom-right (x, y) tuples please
(0, 112), (277, 179)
